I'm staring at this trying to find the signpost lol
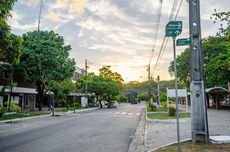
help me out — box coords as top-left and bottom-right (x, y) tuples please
(165, 21), (182, 152)
(176, 38), (191, 46)
(165, 21), (182, 37)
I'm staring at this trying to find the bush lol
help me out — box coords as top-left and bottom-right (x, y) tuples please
(149, 102), (157, 111)
(4, 102), (21, 112)
(74, 102), (81, 108)
(0, 107), (7, 118)
(168, 106), (176, 116)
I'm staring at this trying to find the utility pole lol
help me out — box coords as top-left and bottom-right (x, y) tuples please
(157, 75), (160, 106)
(189, 0), (209, 143)
(85, 59), (88, 107)
(147, 64), (151, 103)
(38, 0), (43, 31)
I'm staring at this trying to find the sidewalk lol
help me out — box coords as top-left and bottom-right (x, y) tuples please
(146, 105), (230, 151)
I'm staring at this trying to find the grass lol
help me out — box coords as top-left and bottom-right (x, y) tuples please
(147, 112), (190, 120)
(0, 111), (50, 121)
(154, 140), (230, 152)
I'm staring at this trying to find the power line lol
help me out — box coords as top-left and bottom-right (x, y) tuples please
(148, 0), (163, 65)
(152, 0), (184, 76)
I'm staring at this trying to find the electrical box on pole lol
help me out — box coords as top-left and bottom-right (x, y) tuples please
(189, 0), (209, 143)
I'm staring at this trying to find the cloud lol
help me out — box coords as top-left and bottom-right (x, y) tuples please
(69, 0), (85, 14)
(19, 0), (40, 7)
(46, 9), (61, 22)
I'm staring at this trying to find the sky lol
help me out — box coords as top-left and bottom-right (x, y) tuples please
(8, 0), (229, 82)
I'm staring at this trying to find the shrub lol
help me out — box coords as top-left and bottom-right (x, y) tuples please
(168, 106), (176, 116)
(4, 102), (21, 112)
(74, 102), (81, 108)
(0, 107), (7, 118)
(149, 102), (157, 111)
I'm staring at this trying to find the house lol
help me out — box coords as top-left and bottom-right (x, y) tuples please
(0, 66), (87, 110)
(0, 71), (37, 109)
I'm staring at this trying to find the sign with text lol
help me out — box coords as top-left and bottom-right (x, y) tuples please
(165, 21), (182, 37)
(176, 38), (191, 46)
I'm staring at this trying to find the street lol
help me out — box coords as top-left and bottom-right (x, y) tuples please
(0, 103), (145, 152)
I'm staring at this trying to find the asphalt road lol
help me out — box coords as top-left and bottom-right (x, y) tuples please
(0, 103), (145, 152)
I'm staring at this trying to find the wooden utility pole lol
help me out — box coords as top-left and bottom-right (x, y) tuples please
(189, 0), (209, 143)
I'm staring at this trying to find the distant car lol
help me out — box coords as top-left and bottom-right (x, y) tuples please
(108, 101), (116, 108)
(131, 99), (138, 104)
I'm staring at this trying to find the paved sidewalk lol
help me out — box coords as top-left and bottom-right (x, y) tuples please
(146, 105), (230, 151)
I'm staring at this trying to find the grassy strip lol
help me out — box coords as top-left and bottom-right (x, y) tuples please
(154, 140), (230, 152)
(57, 107), (83, 112)
(0, 112), (50, 121)
(147, 112), (190, 120)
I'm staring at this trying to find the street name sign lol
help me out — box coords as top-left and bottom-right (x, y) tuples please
(165, 21), (182, 37)
(176, 38), (191, 46)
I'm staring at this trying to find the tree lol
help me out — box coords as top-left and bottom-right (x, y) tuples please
(99, 66), (124, 85)
(168, 48), (190, 90)
(0, 0), (21, 62)
(202, 36), (230, 87)
(20, 30), (76, 111)
(0, 0), (23, 112)
(77, 74), (122, 108)
(168, 10), (230, 89)
(49, 78), (75, 112)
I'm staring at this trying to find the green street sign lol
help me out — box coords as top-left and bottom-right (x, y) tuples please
(176, 38), (191, 46)
(165, 21), (182, 37)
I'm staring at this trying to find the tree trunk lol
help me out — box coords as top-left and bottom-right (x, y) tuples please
(36, 82), (44, 111)
(98, 101), (103, 108)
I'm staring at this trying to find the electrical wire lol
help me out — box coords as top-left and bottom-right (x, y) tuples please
(148, 0), (163, 65)
(151, 0), (184, 75)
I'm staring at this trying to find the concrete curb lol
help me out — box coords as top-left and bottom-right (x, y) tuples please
(128, 108), (146, 152)
(149, 138), (191, 152)
(146, 118), (188, 123)
(0, 107), (99, 124)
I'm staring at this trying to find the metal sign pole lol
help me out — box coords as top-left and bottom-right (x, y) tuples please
(173, 36), (180, 152)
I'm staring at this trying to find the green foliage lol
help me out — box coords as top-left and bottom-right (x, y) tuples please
(20, 30), (76, 110)
(168, 106), (176, 116)
(87, 75), (122, 108)
(4, 102), (21, 112)
(0, 0), (22, 64)
(211, 10), (230, 36)
(99, 66), (124, 85)
(49, 78), (75, 106)
(148, 102), (157, 111)
(160, 92), (167, 102)
(202, 36), (230, 87)
(138, 93), (148, 101)
(168, 48), (190, 90)
(74, 102), (81, 108)
(168, 10), (230, 89)
(0, 107), (7, 118)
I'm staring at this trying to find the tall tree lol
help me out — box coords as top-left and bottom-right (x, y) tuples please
(0, 0), (21, 62)
(168, 10), (230, 89)
(168, 48), (190, 90)
(0, 0), (23, 112)
(77, 74), (122, 108)
(20, 30), (76, 111)
(99, 66), (124, 85)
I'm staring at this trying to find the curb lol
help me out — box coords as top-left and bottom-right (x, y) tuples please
(0, 107), (99, 124)
(128, 108), (146, 152)
(149, 138), (191, 152)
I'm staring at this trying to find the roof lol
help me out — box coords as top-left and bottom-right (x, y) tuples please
(0, 86), (37, 94)
(206, 87), (229, 94)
